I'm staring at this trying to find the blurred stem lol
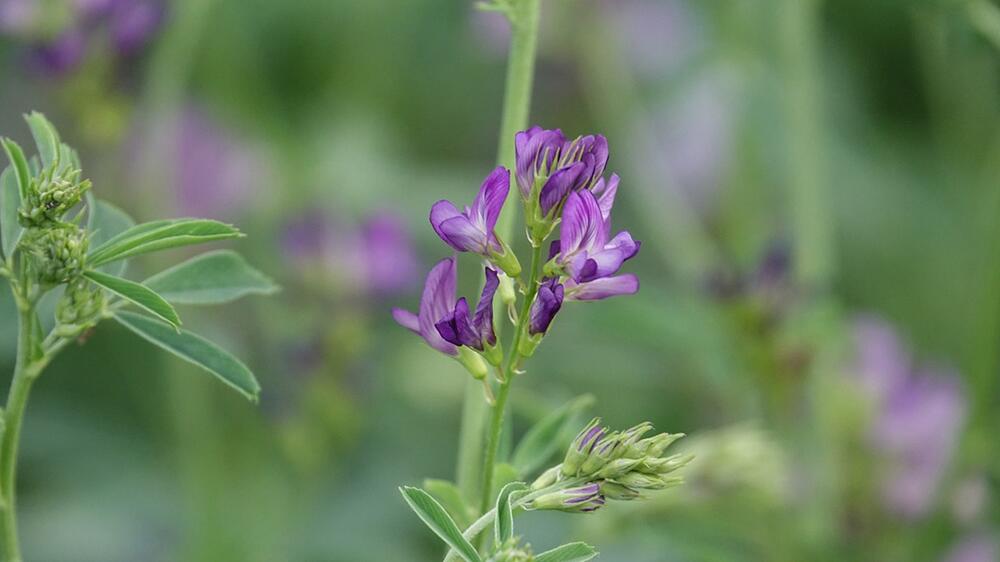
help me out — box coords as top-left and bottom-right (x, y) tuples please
(479, 244), (543, 522)
(0, 301), (38, 562)
(457, 0), (541, 506)
(779, 0), (833, 290)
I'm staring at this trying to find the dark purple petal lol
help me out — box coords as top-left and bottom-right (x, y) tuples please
(515, 126), (567, 197)
(559, 190), (606, 257)
(435, 298), (482, 350)
(473, 268), (500, 346)
(579, 425), (605, 452)
(567, 274), (639, 301)
(30, 29), (87, 74)
(539, 162), (585, 216)
(418, 257), (458, 355)
(111, 0), (164, 55)
(568, 231), (640, 282)
(547, 240), (561, 261)
(529, 278), (564, 335)
(472, 167), (510, 234)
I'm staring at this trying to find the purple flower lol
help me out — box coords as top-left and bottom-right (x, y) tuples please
(531, 483), (606, 513)
(528, 278), (563, 335)
(434, 267), (500, 352)
(361, 212), (420, 296)
(110, 0), (165, 55)
(393, 257), (459, 356)
(852, 316), (967, 519)
(29, 29), (87, 74)
(551, 190), (640, 300)
(430, 167), (509, 256)
(514, 127), (609, 216)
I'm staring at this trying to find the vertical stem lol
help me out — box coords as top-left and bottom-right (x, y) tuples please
(455, 0), (541, 505)
(779, 0), (833, 290)
(0, 303), (37, 562)
(479, 244), (542, 517)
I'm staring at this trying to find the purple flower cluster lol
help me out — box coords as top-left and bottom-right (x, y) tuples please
(395, 127), (640, 369)
(0, 0), (164, 75)
(852, 316), (967, 519)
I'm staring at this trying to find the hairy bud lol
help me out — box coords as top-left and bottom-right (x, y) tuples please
(22, 225), (88, 284)
(19, 164), (91, 227)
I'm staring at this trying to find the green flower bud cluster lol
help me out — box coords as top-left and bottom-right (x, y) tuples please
(22, 224), (88, 285)
(55, 279), (106, 337)
(487, 538), (534, 562)
(18, 164), (92, 227)
(529, 418), (692, 510)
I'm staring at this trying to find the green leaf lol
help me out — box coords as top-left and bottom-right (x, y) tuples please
(143, 250), (278, 305)
(88, 219), (243, 267)
(534, 542), (599, 562)
(494, 481), (527, 546)
(423, 479), (475, 529)
(114, 311), (260, 401)
(58, 142), (79, 172)
(399, 486), (481, 562)
(86, 199), (136, 276)
(24, 112), (60, 169)
(1, 167), (22, 259)
(83, 270), (181, 328)
(492, 463), (521, 500)
(512, 395), (595, 477)
(1, 139), (30, 201)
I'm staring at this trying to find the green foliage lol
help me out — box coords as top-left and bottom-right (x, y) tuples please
(24, 112), (60, 170)
(144, 250), (278, 305)
(1, 167), (23, 259)
(424, 479), (476, 529)
(511, 395), (594, 478)
(494, 482), (527, 546)
(114, 311), (261, 402)
(399, 486), (482, 562)
(533, 543), (598, 562)
(1, 138), (30, 201)
(85, 198), (135, 276)
(87, 219), (243, 267)
(84, 270), (181, 328)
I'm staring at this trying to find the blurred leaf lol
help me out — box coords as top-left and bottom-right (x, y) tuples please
(534, 543), (598, 562)
(88, 219), (243, 267)
(423, 479), (475, 529)
(494, 481), (526, 546)
(143, 250), (278, 305)
(24, 112), (60, 169)
(58, 143), (79, 172)
(1, 138), (30, 201)
(491, 463), (520, 500)
(114, 311), (260, 402)
(86, 199), (136, 277)
(84, 270), (181, 328)
(1, 167), (22, 259)
(399, 486), (481, 562)
(511, 395), (594, 477)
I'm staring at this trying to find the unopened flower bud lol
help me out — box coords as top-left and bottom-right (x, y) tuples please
(531, 464), (562, 490)
(600, 481), (641, 501)
(579, 431), (624, 475)
(595, 457), (643, 480)
(613, 472), (682, 491)
(19, 165), (91, 227)
(529, 483), (605, 513)
(55, 279), (106, 337)
(498, 271), (516, 308)
(23, 225), (88, 284)
(562, 417), (605, 477)
(457, 347), (489, 380)
(637, 453), (694, 475)
(625, 432), (684, 459)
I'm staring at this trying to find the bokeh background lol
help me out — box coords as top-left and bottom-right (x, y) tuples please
(2, 0), (999, 560)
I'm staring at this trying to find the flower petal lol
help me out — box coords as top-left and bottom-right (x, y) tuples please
(515, 127), (567, 197)
(559, 190), (605, 257)
(592, 173), (620, 225)
(438, 216), (487, 254)
(567, 274), (639, 301)
(392, 308), (420, 334)
(539, 162), (585, 216)
(419, 257), (459, 355)
(472, 167), (510, 234)
(529, 278), (564, 335)
(430, 200), (464, 247)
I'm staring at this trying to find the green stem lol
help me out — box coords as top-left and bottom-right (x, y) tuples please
(0, 301), (38, 562)
(479, 244), (543, 515)
(455, 0), (541, 506)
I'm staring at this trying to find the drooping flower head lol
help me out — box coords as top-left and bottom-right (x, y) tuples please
(435, 267), (501, 358)
(393, 257), (459, 356)
(549, 190), (640, 301)
(392, 257), (489, 378)
(515, 126), (609, 217)
(528, 277), (563, 336)
(430, 167), (520, 276)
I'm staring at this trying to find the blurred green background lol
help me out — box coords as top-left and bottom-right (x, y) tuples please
(1, 0), (999, 560)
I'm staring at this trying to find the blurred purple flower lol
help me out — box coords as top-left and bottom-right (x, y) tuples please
(170, 107), (266, 221)
(29, 29), (87, 74)
(393, 257), (459, 357)
(435, 267), (499, 351)
(603, 0), (704, 79)
(430, 167), (509, 256)
(282, 209), (419, 297)
(361, 212), (420, 295)
(0, 0), (36, 33)
(852, 316), (967, 519)
(942, 533), (998, 562)
(109, 0), (164, 54)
